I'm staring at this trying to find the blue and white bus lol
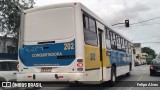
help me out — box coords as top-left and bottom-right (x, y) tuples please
(17, 2), (133, 85)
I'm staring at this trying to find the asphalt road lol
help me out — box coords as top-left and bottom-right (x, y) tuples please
(9, 65), (160, 90)
(39, 65), (160, 90)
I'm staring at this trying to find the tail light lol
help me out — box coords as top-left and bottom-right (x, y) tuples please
(150, 65), (154, 70)
(17, 62), (19, 69)
(77, 63), (83, 67)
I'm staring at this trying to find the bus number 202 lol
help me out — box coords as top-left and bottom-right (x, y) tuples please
(64, 43), (74, 50)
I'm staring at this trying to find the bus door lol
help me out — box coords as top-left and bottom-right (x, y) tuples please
(98, 29), (103, 80)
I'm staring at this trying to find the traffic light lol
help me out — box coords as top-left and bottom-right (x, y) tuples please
(125, 19), (129, 27)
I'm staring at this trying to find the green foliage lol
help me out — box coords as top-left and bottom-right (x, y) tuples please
(0, 0), (35, 53)
(141, 47), (156, 58)
(0, 0), (35, 38)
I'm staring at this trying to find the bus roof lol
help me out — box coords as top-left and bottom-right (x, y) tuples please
(24, 2), (132, 43)
(24, 2), (77, 13)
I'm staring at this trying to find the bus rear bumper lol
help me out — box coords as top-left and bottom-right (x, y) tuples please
(17, 73), (84, 82)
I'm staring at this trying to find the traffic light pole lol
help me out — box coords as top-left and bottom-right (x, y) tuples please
(111, 23), (124, 26)
(111, 20), (129, 27)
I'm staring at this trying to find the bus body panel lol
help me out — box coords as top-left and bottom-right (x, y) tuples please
(19, 40), (75, 67)
(19, 6), (76, 67)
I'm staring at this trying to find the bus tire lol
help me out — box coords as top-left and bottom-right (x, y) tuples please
(109, 66), (116, 87)
(126, 72), (130, 77)
(126, 64), (131, 77)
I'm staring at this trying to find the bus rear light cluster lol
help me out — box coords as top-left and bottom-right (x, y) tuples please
(77, 59), (83, 71)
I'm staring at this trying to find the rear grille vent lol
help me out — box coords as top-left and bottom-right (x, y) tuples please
(38, 41), (55, 44)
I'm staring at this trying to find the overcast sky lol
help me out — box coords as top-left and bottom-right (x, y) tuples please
(35, 0), (160, 53)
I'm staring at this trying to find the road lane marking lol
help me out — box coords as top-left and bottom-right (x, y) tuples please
(127, 68), (146, 90)
(137, 75), (143, 81)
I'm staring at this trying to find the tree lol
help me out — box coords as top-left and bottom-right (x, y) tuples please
(0, 0), (35, 53)
(141, 47), (156, 58)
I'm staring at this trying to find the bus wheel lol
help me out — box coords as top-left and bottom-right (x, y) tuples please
(110, 66), (116, 86)
(126, 64), (131, 77)
(126, 72), (130, 77)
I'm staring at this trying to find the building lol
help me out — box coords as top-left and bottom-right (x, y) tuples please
(133, 43), (146, 65)
(156, 53), (160, 58)
(0, 36), (18, 59)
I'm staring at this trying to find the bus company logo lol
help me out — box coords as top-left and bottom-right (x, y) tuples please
(26, 47), (43, 52)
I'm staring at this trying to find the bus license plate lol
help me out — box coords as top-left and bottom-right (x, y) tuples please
(41, 68), (52, 72)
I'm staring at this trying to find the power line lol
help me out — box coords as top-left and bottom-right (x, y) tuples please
(141, 42), (160, 44)
(113, 21), (160, 28)
(130, 16), (160, 25)
(130, 22), (160, 27)
(112, 16), (160, 28)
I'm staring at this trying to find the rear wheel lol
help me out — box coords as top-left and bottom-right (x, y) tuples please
(126, 64), (131, 77)
(126, 72), (130, 77)
(109, 66), (116, 86)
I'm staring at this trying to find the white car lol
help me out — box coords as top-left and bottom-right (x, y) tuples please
(0, 60), (18, 89)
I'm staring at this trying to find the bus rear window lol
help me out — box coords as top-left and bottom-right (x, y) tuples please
(24, 7), (75, 42)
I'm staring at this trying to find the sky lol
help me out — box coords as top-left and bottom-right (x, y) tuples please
(34, 0), (160, 53)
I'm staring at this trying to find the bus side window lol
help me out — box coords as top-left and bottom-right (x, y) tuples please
(83, 15), (89, 30)
(89, 18), (96, 33)
(83, 14), (98, 46)
(105, 27), (111, 49)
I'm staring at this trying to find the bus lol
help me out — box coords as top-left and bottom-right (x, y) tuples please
(17, 2), (133, 85)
